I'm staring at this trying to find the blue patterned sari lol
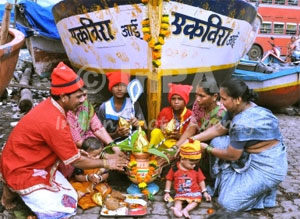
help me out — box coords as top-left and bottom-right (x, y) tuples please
(210, 104), (287, 211)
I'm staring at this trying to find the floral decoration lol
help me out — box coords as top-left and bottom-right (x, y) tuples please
(128, 154), (158, 197)
(141, 0), (170, 68)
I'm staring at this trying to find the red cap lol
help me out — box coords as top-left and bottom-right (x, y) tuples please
(51, 62), (84, 95)
(168, 83), (193, 105)
(106, 71), (130, 92)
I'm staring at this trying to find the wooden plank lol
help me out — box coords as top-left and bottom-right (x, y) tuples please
(0, 3), (13, 45)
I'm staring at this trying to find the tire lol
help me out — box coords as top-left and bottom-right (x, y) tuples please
(247, 44), (263, 60)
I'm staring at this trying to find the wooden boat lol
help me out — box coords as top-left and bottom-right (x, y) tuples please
(14, 0), (69, 77)
(234, 59), (300, 109)
(0, 27), (25, 97)
(52, 0), (260, 122)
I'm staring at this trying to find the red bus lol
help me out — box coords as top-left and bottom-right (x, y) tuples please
(247, 0), (300, 60)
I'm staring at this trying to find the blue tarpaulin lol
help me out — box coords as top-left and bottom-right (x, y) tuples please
(16, 0), (60, 39)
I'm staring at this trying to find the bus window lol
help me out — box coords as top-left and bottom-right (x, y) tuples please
(286, 23), (297, 35)
(262, 0), (273, 4)
(288, 0), (298, 5)
(260, 22), (272, 33)
(275, 0), (285, 4)
(274, 22), (285, 34)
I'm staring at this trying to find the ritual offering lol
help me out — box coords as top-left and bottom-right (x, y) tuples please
(164, 118), (176, 135)
(119, 117), (130, 129)
(100, 194), (147, 216)
(116, 126), (169, 197)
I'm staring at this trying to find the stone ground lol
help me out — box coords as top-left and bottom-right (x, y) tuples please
(1, 92), (300, 219)
(0, 50), (300, 218)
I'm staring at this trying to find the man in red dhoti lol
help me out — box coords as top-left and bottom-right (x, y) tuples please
(0, 62), (128, 218)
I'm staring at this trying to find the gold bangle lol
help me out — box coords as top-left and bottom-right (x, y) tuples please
(103, 159), (108, 169)
(100, 150), (106, 159)
(205, 145), (214, 154)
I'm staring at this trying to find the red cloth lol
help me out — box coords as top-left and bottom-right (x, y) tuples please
(166, 162), (205, 196)
(0, 98), (80, 195)
(106, 71), (130, 91)
(51, 62), (84, 95)
(155, 107), (192, 134)
(168, 83), (193, 104)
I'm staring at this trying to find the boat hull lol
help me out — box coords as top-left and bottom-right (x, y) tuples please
(52, 0), (259, 120)
(0, 28), (25, 97)
(24, 36), (69, 77)
(233, 67), (300, 109)
(15, 2), (70, 77)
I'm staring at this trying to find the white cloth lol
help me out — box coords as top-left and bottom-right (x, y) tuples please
(21, 171), (78, 219)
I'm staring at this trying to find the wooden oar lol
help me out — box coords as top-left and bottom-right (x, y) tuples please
(127, 79), (143, 146)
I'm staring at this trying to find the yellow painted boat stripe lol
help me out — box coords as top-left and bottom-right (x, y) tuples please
(253, 81), (300, 92)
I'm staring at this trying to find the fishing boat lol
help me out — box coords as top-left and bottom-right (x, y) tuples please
(52, 0), (260, 122)
(0, 27), (25, 97)
(234, 59), (300, 109)
(14, 0), (68, 77)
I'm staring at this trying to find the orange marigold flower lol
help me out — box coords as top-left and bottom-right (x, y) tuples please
(148, 38), (156, 48)
(152, 51), (161, 60)
(143, 34), (152, 42)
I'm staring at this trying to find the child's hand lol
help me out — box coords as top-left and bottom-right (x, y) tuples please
(116, 126), (130, 137)
(203, 192), (211, 202)
(169, 130), (180, 140)
(129, 117), (139, 127)
(89, 174), (101, 184)
(164, 192), (172, 202)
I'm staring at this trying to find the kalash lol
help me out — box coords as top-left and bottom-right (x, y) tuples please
(114, 124), (169, 199)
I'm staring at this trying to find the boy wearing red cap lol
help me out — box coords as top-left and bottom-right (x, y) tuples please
(0, 62), (128, 218)
(149, 83), (192, 152)
(164, 140), (211, 218)
(98, 71), (145, 140)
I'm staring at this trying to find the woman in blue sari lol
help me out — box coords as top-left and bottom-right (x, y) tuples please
(194, 78), (287, 211)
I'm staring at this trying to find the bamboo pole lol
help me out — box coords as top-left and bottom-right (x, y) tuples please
(147, 0), (163, 128)
(0, 3), (13, 45)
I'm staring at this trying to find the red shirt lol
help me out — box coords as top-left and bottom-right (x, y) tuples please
(0, 98), (80, 195)
(155, 107), (192, 134)
(166, 162), (206, 194)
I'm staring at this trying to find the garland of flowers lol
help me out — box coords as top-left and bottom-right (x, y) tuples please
(128, 154), (158, 197)
(141, 0), (170, 68)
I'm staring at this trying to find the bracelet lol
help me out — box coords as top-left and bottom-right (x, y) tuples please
(99, 150), (106, 159)
(205, 145), (214, 154)
(201, 188), (207, 194)
(85, 174), (89, 182)
(99, 175), (103, 182)
(164, 189), (171, 193)
(103, 159), (108, 169)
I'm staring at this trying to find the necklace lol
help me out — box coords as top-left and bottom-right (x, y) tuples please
(141, 0), (170, 68)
